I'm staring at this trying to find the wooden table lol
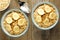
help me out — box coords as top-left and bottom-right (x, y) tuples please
(0, 0), (60, 40)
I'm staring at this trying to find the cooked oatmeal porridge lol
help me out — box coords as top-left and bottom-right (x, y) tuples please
(34, 4), (57, 28)
(3, 11), (28, 35)
(0, 0), (10, 11)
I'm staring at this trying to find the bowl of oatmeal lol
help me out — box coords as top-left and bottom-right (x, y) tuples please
(1, 9), (29, 37)
(32, 2), (59, 30)
(0, 0), (10, 11)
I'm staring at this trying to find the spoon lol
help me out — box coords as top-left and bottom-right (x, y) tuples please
(18, 0), (30, 13)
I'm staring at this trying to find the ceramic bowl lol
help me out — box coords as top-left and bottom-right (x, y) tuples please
(31, 2), (59, 30)
(0, 0), (11, 11)
(1, 9), (29, 37)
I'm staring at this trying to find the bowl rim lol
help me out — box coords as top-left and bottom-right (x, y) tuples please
(1, 9), (29, 37)
(0, 0), (11, 11)
(31, 2), (59, 30)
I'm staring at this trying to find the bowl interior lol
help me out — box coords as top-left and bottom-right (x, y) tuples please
(0, 0), (11, 11)
(1, 9), (29, 37)
(32, 2), (59, 30)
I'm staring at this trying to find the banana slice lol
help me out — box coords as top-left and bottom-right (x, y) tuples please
(12, 12), (19, 20)
(13, 25), (20, 34)
(5, 17), (13, 24)
(43, 18), (49, 26)
(49, 11), (57, 19)
(44, 4), (53, 13)
(4, 24), (12, 32)
(37, 8), (45, 15)
(18, 18), (26, 26)
(35, 15), (42, 23)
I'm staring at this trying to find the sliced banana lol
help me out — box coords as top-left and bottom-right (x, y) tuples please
(33, 4), (57, 28)
(43, 18), (49, 26)
(49, 11), (57, 19)
(12, 12), (19, 20)
(4, 24), (12, 32)
(44, 4), (53, 13)
(3, 11), (28, 35)
(13, 25), (20, 34)
(18, 18), (26, 26)
(5, 17), (13, 24)
(37, 8), (45, 15)
(35, 15), (42, 23)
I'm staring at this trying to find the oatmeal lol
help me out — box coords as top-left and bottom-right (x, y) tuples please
(3, 11), (28, 35)
(34, 4), (57, 28)
(0, 0), (10, 11)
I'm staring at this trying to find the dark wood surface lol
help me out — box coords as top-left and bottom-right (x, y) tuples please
(0, 0), (60, 40)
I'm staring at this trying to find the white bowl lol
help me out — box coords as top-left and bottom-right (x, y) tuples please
(0, 0), (10, 11)
(31, 2), (59, 30)
(1, 9), (29, 37)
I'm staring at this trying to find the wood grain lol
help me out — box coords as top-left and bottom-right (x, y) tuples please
(0, 0), (60, 40)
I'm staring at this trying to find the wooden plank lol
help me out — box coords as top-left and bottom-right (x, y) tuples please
(26, 0), (32, 40)
(0, 27), (10, 40)
(0, 0), (60, 40)
(0, 28), (10, 40)
(49, 0), (60, 40)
